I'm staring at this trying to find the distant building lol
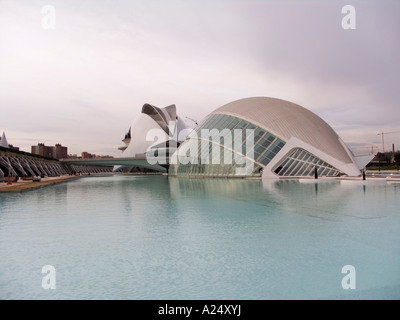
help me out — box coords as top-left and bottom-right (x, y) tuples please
(54, 144), (68, 159)
(114, 103), (189, 173)
(169, 97), (374, 178)
(8, 145), (20, 151)
(0, 132), (9, 148)
(81, 152), (92, 159)
(31, 143), (68, 159)
(0, 131), (20, 150)
(32, 143), (48, 157)
(369, 151), (399, 166)
(95, 155), (114, 159)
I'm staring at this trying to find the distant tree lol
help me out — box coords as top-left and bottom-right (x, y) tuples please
(375, 152), (385, 163)
(395, 153), (400, 170)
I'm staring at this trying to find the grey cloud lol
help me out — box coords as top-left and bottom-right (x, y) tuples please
(1, 0), (399, 154)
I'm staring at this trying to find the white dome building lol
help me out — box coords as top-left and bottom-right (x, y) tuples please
(169, 97), (373, 178)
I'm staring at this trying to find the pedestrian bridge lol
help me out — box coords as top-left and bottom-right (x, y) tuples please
(60, 156), (167, 173)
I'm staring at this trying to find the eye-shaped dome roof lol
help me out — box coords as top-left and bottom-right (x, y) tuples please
(212, 97), (353, 164)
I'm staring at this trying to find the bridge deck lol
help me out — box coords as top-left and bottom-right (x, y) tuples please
(60, 157), (167, 172)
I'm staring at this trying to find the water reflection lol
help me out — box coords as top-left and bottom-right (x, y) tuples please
(0, 174), (399, 300)
(168, 177), (395, 220)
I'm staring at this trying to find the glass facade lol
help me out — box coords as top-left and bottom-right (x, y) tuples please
(170, 113), (286, 177)
(274, 148), (342, 177)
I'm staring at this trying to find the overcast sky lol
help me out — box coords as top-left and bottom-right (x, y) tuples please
(1, 0), (399, 156)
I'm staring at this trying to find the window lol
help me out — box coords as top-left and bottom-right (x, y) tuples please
(171, 113), (286, 177)
(274, 148), (342, 177)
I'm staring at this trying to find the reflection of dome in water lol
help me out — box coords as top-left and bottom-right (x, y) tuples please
(170, 97), (373, 178)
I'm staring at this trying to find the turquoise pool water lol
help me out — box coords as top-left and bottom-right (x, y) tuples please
(0, 175), (399, 299)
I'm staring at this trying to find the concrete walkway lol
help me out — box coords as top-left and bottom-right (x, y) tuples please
(0, 175), (79, 193)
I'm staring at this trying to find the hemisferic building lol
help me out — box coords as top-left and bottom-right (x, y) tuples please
(169, 97), (372, 179)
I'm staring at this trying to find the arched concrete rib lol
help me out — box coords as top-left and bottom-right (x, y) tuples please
(142, 104), (177, 136)
(0, 155), (18, 176)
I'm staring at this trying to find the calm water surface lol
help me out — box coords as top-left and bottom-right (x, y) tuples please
(0, 175), (399, 299)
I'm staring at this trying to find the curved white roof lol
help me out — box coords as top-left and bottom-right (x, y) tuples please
(142, 104), (177, 135)
(1, 132), (9, 148)
(212, 97), (353, 164)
